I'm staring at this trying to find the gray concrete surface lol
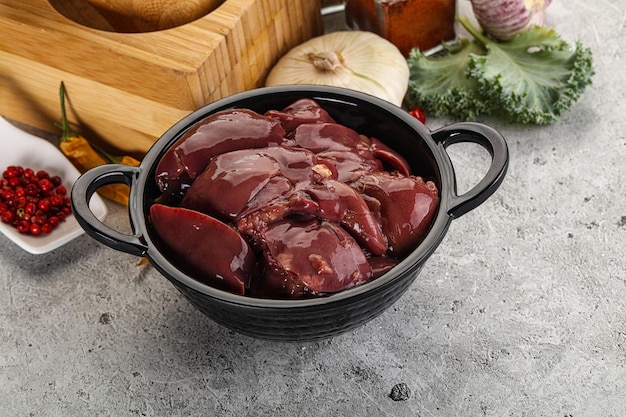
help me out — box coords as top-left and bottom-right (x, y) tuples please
(2, 1), (626, 416)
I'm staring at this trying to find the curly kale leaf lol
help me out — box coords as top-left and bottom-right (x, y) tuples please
(469, 25), (595, 124)
(406, 19), (595, 124)
(407, 39), (492, 120)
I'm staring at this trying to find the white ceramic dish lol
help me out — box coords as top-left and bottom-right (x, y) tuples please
(0, 117), (107, 254)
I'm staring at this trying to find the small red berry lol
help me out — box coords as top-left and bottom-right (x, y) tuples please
(3, 189), (15, 201)
(408, 106), (427, 124)
(3, 166), (18, 179)
(17, 220), (31, 234)
(50, 195), (64, 207)
(30, 223), (42, 236)
(36, 170), (49, 180)
(38, 198), (51, 212)
(1, 210), (14, 223)
(55, 185), (67, 196)
(38, 179), (54, 193)
(50, 175), (62, 187)
(25, 202), (37, 216)
(25, 183), (38, 196)
(0, 165), (71, 235)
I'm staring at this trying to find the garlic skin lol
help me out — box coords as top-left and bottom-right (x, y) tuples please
(265, 31), (409, 107)
(470, 0), (552, 41)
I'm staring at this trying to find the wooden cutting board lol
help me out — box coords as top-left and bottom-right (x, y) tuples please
(0, 0), (322, 156)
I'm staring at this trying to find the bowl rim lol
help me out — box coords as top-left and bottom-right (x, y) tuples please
(130, 85), (454, 308)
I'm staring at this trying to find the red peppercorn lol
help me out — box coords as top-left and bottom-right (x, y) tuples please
(29, 223), (41, 236)
(16, 198), (27, 209)
(25, 202), (37, 216)
(38, 198), (51, 212)
(38, 178), (54, 193)
(25, 183), (38, 196)
(0, 165), (72, 236)
(1, 210), (14, 223)
(3, 166), (18, 179)
(50, 195), (64, 207)
(17, 220), (31, 234)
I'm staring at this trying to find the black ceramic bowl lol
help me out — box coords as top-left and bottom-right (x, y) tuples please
(71, 85), (508, 342)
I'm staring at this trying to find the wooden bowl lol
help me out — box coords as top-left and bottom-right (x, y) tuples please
(49, 0), (225, 32)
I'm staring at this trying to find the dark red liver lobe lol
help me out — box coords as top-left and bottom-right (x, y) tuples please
(265, 98), (336, 133)
(155, 109), (286, 202)
(259, 219), (373, 295)
(149, 204), (256, 295)
(353, 172), (439, 257)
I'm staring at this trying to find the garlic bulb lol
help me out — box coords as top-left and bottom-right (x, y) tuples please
(265, 31), (409, 107)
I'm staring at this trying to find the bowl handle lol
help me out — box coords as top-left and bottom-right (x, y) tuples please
(431, 122), (509, 219)
(71, 164), (148, 257)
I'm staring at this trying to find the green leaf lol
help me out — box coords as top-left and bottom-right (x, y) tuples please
(405, 17), (595, 124)
(407, 39), (492, 120)
(469, 25), (595, 124)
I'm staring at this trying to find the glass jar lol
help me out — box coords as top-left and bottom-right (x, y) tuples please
(345, 0), (456, 56)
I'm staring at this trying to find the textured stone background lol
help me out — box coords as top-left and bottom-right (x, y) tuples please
(2, 1), (626, 416)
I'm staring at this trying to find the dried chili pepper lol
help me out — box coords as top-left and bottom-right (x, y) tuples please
(58, 81), (136, 205)
(94, 147), (141, 167)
